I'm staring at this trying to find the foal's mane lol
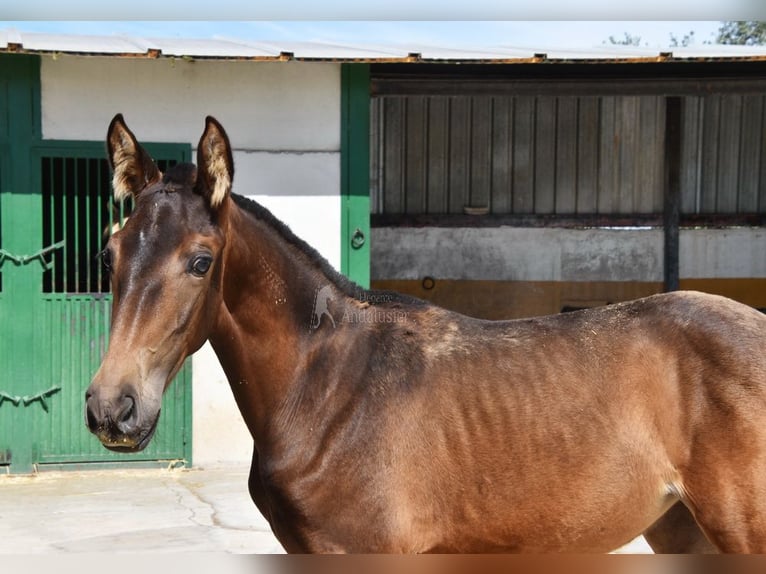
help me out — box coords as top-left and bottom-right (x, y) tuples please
(231, 193), (424, 308)
(232, 193), (360, 298)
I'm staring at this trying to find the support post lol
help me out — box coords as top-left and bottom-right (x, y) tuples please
(663, 96), (683, 292)
(340, 64), (371, 289)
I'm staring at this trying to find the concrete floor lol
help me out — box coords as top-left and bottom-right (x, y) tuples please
(0, 466), (652, 554)
(0, 466), (284, 554)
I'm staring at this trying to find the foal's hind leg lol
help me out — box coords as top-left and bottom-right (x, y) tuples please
(679, 431), (766, 552)
(643, 501), (717, 553)
(682, 474), (766, 552)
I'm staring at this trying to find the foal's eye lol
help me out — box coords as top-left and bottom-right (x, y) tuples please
(99, 249), (113, 273)
(189, 255), (213, 277)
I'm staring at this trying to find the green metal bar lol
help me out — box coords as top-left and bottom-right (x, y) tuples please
(73, 158), (81, 292)
(72, 157), (80, 291)
(44, 156), (52, 291)
(44, 298), (53, 450)
(97, 158), (105, 289)
(62, 158), (69, 292)
(47, 157), (53, 290)
(84, 159), (92, 292)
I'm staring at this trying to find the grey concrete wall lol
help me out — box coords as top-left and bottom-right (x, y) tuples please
(372, 227), (766, 282)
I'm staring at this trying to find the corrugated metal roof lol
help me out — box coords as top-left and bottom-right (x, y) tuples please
(3, 28), (766, 63)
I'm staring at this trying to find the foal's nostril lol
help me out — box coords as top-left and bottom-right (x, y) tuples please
(114, 394), (137, 432)
(85, 389), (99, 433)
(85, 402), (99, 433)
(121, 395), (135, 422)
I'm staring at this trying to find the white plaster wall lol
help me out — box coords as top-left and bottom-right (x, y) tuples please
(41, 57), (339, 150)
(41, 55), (342, 467)
(372, 227), (766, 282)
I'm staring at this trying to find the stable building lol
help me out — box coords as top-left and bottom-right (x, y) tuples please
(1, 30), (764, 473)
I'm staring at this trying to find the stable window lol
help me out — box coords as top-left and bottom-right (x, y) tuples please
(40, 152), (178, 294)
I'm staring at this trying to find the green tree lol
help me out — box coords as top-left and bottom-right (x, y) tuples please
(669, 30), (696, 47)
(716, 21), (766, 45)
(605, 32), (645, 47)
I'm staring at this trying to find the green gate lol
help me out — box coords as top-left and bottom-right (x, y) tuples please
(0, 55), (192, 473)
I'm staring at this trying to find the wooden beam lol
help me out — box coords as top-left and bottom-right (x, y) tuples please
(371, 77), (766, 97)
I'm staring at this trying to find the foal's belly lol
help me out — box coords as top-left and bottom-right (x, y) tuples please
(386, 441), (682, 553)
(412, 482), (678, 553)
(265, 448), (679, 553)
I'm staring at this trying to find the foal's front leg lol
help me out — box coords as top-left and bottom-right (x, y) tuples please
(247, 445), (273, 525)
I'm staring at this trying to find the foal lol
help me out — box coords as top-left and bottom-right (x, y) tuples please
(86, 114), (766, 553)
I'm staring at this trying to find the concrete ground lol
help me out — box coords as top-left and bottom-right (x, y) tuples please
(0, 466), (652, 554)
(0, 466), (284, 554)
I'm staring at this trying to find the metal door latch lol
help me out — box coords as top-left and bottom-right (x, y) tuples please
(350, 228), (366, 250)
(22, 386), (62, 412)
(0, 240), (65, 270)
(0, 386), (61, 412)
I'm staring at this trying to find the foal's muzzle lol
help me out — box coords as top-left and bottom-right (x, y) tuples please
(85, 383), (158, 452)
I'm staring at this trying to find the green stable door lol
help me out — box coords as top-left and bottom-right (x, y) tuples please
(0, 55), (192, 473)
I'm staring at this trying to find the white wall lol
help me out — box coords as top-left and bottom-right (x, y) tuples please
(41, 55), (343, 467)
(372, 227), (766, 282)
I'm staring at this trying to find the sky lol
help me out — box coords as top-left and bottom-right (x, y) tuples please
(0, 21), (733, 50)
(1, 0), (764, 51)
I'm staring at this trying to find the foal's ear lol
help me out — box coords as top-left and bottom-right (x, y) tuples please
(106, 113), (161, 201)
(196, 116), (234, 209)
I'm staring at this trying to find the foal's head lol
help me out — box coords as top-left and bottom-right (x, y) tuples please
(85, 114), (234, 452)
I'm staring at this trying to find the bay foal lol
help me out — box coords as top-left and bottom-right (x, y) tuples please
(86, 114), (766, 553)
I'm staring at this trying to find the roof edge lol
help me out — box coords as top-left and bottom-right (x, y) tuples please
(3, 29), (766, 65)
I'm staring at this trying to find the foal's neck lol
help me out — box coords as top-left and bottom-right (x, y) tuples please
(209, 196), (361, 444)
